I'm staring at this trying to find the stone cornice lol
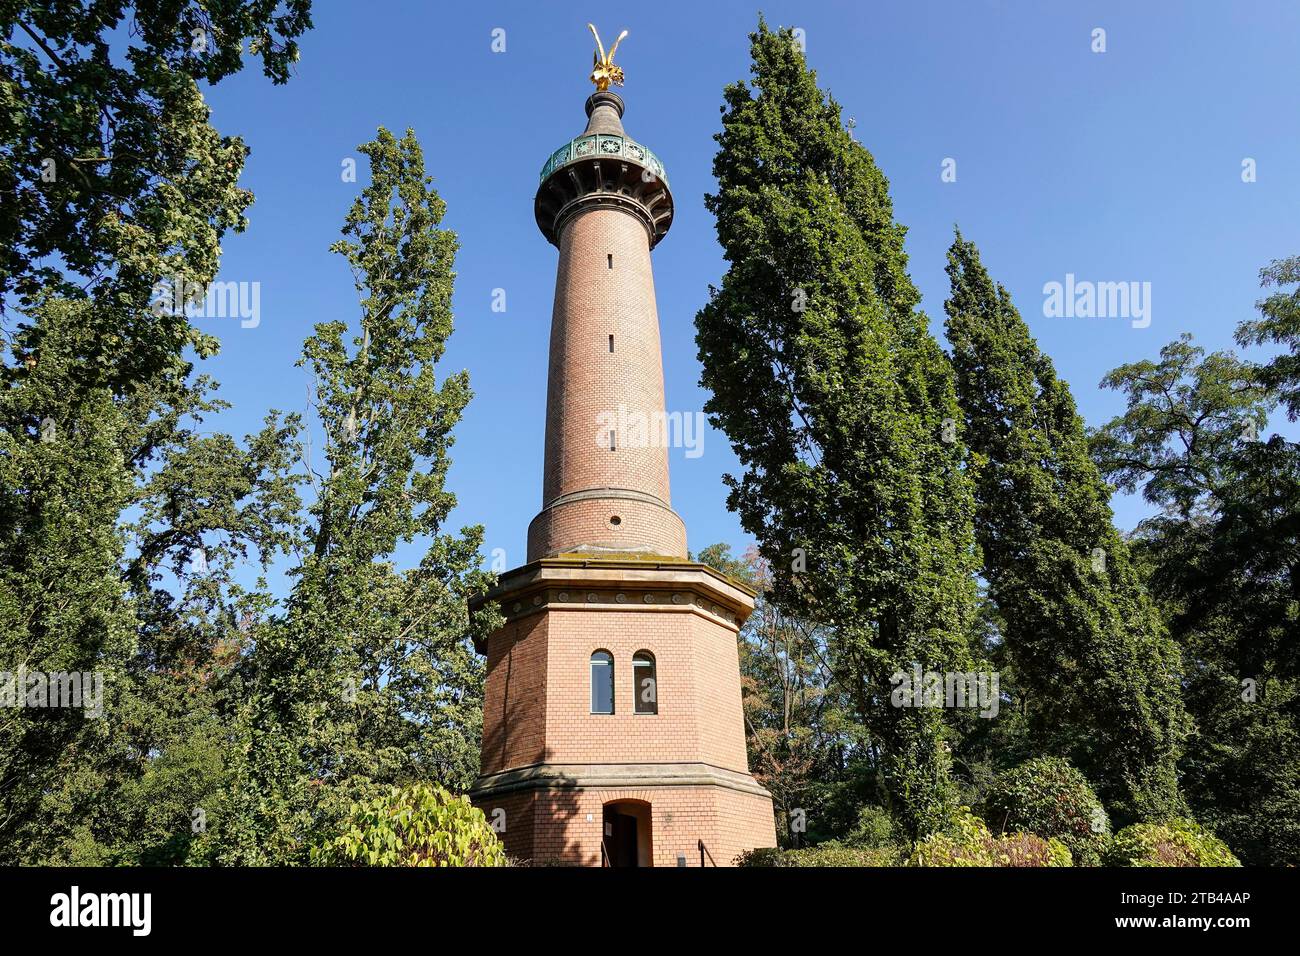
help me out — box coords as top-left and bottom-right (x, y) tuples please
(468, 556), (757, 653)
(468, 761), (773, 800)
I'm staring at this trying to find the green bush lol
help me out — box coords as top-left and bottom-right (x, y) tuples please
(739, 809), (1074, 868)
(736, 841), (902, 867)
(310, 783), (508, 867)
(984, 757), (1109, 865)
(907, 807), (997, 866)
(989, 833), (1074, 867)
(907, 807), (1072, 867)
(843, 805), (896, 849)
(1106, 818), (1241, 867)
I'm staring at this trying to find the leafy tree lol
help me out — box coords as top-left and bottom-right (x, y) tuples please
(943, 232), (1188, 822)
(0, 296), (300, 863)
(0, 297), (137, 860)
(1093, 262), (1300, 865)
(1237, 255), (1300, 420)
(1089, 335), (1270, 520)
(695, 18), (979, 839)
(206, 129), (500, 864)
(946, 589), (1035, 810)
(0, 1), (315, 864)
(2, 1), (312, 373)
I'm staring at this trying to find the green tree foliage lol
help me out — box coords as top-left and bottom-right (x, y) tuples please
(310, 783), (507, 867)
(943, 232), (1187, 822)
(695, 18), (978, 839)
(983, 757), (1109, 865)
(0, 122), (495, 867)
(1093, 262), (1300, 865)
(205, 129), (500, 864)
(0, 297), (137, 860)
(2, 2), (312, 382)
(1090, 335), (1271, 520)
(1237, 256), (1300, 420)
(0, 3), (315, 864)
(0, 296), (301, 863)
(945, 589), (1036, 810)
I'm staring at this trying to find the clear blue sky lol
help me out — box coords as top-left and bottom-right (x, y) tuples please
(193, 0), (1300, 579)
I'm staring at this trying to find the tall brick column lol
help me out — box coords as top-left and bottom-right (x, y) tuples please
(528, 90), (686, 561)
(470, 89), (776, 867)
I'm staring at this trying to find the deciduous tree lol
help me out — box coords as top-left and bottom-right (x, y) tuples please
(695, 20), (978, 838)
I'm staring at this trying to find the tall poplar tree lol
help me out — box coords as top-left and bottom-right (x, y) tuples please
(696, 20), (978, 838)
(943, 231), (1187, 822)
(208, 129), (500, 864)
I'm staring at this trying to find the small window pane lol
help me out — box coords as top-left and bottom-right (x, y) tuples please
(591, 651), (614, 714)
(633, 652), (657, 715)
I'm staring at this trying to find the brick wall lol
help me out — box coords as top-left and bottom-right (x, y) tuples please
(477, 785), (777, 867)
(474, 591), (778, 866)
(480, 614), (549, 776)
(541, 605), (749, 770)
(527, 493), (685, 560)
(531, 205), (685, 560)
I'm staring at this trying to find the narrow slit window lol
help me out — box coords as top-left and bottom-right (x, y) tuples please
(610, 430), (616, 452)
(607, 253), (613, 269)
(609, 334), (615, 353)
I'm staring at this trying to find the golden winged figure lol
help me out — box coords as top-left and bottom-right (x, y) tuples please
(587, 23), (628, 91)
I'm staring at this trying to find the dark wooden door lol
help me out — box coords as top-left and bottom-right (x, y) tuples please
(603, 808), (639, 867)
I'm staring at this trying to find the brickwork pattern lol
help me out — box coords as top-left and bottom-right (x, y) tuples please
(480, 614), (549, 776)
(474, 110), (776, 865)
(527, 494), (685, 560)
(474, 785), (776, 867)
(531, 205), (685, 559)
(474, 593), (777, 866)
(540, 605), (749, 770)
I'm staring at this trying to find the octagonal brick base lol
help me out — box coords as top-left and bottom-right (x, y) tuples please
(471, 778), (776, 867)
(469, 556), (777, 866)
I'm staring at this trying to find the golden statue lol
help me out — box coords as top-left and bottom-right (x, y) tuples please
(587, 23), (628, 91)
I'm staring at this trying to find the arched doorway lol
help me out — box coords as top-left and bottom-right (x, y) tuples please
(601, 800), (652, 867)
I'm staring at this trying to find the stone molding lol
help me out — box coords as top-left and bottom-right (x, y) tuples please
(469, 761), (773, 800)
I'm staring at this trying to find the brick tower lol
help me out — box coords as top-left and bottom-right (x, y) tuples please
(468, 49), (777, 866)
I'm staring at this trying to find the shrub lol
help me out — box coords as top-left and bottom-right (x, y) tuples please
(844, 805), (896, 849)
(736, 841), (902, 867)
(984, 757), (1109, 865)
(989, 833), (1073, 867)
(310, 783), (508, 867)
(907, 807), (1072, 867)
(1106, 818), (1241, 867)
(907, 807), (996, 866)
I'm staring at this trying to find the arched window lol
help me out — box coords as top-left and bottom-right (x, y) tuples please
(633, 651), (657, 715)
(591, 651), (614, 714)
